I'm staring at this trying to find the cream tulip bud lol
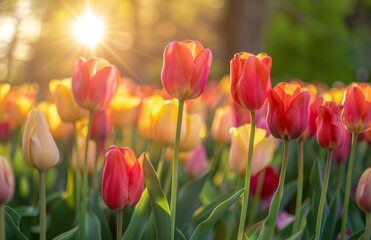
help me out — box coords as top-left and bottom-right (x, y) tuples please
(22, 109), (60, 170)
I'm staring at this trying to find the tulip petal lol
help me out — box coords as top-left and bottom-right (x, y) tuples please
(127, 153), (145, 207)
(286, 91), (310, 139)
(267, 90), (287, 139)
(189, 49), (212, 99)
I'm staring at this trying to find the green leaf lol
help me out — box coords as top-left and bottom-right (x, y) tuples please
(4, 205), (29, 240)
(175, 228), (187, 240)
(280, 180), (298, 210)
(322, 192), (340, 240)
(347, 229), (365, 240)
(52, 227), (79, 240)
(47, 194), (75, 239)
(123, 189), (151, 240)
(285, 229), (304, 240)
(176, 171), (210, 230)
(190, 189), (243, 240)
(347, 199), (364, 234)
(14, 206), (38, 217)
(143, 155), (171, 240)
(84, 207), (101, 240)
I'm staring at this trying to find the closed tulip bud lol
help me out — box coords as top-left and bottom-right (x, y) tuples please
(229, 124), (278, 176)
(161, 40), (212, 100)
(22, 109), (60, 170)
(101, 146), (144, 210)
(267, 82), (310, 139)
(356, 168), (371, 213)
(342, 83), (371, 134)
(230, 52), (272, 111)
(179, 113), (206, 151)
(184, 144), (208, 177)
(72, 57), (121, 112)
(211, 105), (236, 143)
(316, 102), (346, 150)
(250, 166), (279, 200)
(49, 78), (88, 122)
(0, 156), (14, 204)
(299, 95), (323, 141)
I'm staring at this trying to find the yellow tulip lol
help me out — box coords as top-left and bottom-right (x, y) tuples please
(22, 109), (59, 170)
(179, 113), (206, 151)
(0, 83), (11, 120)
(110, 90), (141, 129)
(211, 105), (236, 143)
(229, 124), (278, 176)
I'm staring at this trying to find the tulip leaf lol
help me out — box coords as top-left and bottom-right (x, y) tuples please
(47, 194), (75, 239)
(190, 189), (243, 240)
(84, 207), (101, 240)
(285, 229), (304, 240)
(176, 171), (210, 230)
(52, 226), (79, 240)
(347, 229), (365, 240)
(347, 199), (365, 234)
(143, 156), (171, 240)
(176, 228), (187, 240)
(4, 205), (29, 240)
(322, 192), (340, 240)
(123, 189), (151, 240)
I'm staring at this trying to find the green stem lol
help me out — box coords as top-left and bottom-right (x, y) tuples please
(0, 204), (4, 240)
(264, 138), (290, 239)
(39, 170), (46, 240)
(80, 111), (94, 240)
(237, 111), (256, 240)
(292, 140), (304, 234)
(170, 99), (185, 240)
(248, 166), (266, 225)
(340, 132), (358, 240)
(92, 141), (100, 191)
(315, 150), (333, 240)
(365, 213), (371, 240)
(117, 209), (124, 240)
(73, 126), (81, 222)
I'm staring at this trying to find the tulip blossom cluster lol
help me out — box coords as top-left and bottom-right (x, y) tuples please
(0, 39), (370, 240)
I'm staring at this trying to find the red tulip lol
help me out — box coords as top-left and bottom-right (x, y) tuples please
(356, 168), (371, 213)
(230, 52), (272, 111)
(299, 95), (324, 141)
(72, 57), (120, 112)
(0, 120), (12, 143)
(161, 40), (212, 100)
(316, 102), (346, 150)
(267, 82), (310, 139)
(101, 146), (144, 210)
(250, 166), (279, 200)
(342, 83), (371, 134)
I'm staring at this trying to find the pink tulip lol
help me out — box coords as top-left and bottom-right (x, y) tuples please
(0, 156), (14, 204)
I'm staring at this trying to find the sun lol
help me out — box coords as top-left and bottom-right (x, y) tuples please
(73, 11), (104, 48)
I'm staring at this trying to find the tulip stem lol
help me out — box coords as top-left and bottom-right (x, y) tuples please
(261, 138), (290, 239)
(80, 111), (94, 240)
(292, 140), (304, 234)
(340, 132), (358, 240)
(365, 213), (371, 240)
(39, 170), (46, 240)
(315, 150), (333, 240)
(117, 209), (124, 240)
(248, 166), (266, 225)
(73, 127), (81, 223)
(237, 111), (256, 240)
(0, 204), (5, 240)
(170, 99), (184, 240)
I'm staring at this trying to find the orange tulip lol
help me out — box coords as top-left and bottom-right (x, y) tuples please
(342, 83), (371, 133)
(316, 102), (346, 150)
(72, 57), (120, 112)
(267, 82), (310, 139)
(230, 52), (272, 111)
(161, 40), (212, 100)
(101, 146), (144, 210)
(0, 156), (14, 204)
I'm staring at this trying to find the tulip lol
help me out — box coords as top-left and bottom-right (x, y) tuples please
(267, 82), (310, 139)
(22, 109), (60, 170)
(110, 90), (141, 129)
(71, 136), (97, 176)
(250, 166), (279, 200)
(0, 83), (11, 120)
(184, 144), (208, 177)
(334, 132), (351, 163)
(49, 78), (88, 122)
(0, 156), (14, 204)
(7, 95), (34, 129)
(342, 83), (371, 134)
(137, 95), (164, 140)
(161, 40), (212, 100)
(102, 146), (144, 209)
(72, 57), (121, 112)
(356, 168), (371, 240)
(179, 113), (206, 151)
(230, 52), (272, 111)
(229, 124), (278, 176)
(316, 102), (346, 150)
(0, 121), (12, 143)
(90, 110), (113, 143)
(299, 95), (324, 141)
(211, 105), (236, 143)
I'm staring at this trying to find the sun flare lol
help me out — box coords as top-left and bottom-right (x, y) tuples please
(73, 11), (104, 47)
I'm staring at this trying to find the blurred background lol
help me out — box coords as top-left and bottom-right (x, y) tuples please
(0, 0), (370, 93)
